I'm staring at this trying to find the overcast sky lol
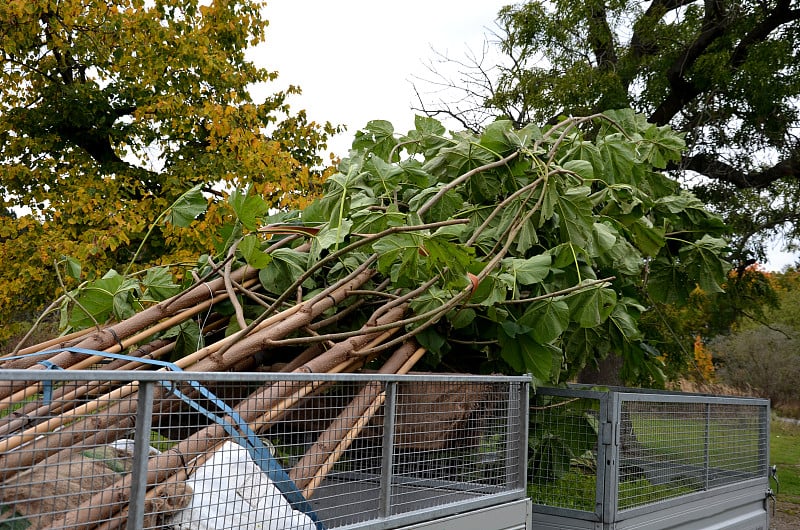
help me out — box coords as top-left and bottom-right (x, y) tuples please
(249, 1), (797, 270)
(251, 0), (508, 155)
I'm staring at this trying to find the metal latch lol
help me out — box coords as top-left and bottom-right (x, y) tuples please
(600, 422), (616, 445)
(767, 464), (779, 517)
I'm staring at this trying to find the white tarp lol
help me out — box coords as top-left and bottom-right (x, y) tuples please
(167, 441), (317, 530)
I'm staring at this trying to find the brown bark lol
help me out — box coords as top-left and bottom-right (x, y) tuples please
(291, 341), (424, 494)
(0, 267), (259, 401)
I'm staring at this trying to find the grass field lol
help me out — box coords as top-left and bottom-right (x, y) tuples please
(771, 419), (800, 508)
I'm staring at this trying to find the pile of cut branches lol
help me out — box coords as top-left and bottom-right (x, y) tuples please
(0, 111), (729, 528)
(5, 110), (730, 383)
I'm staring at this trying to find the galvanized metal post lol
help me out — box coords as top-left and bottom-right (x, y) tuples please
(128, 380), (155, 530)
(379, 381), (397, 518)
(761, 401), (771, 473)
(704, 402), (711, 491)
(600, 391), (620, 527)
(510, 383), (530, 489)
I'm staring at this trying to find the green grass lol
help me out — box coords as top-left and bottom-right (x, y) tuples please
(771, 419), (800, 505)
(528, 414), (800, 511)
(528, 470), (693, 511)
(630, 415), (762, 470)
(528, 471), (596, 511)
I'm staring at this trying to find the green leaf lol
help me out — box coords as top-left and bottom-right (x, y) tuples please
(230, 188), (269, 231)
(520, 299), (570, 344)
(423, 235), (475, 285)
(564, 327), (610, 369)
(400, 116), (450, 157)
(449, 308), (476, 329)
(352, 120), (398, 161)
(591, 222), (617, 255)
(604, 236), (644, 276)
(408, 185), (464, 222)
(562, 159), (594, 181)
(472, 274), (509, 307)
(365, 153), (404, 189)
(238, 234), (271, 269)
(479, 120), (515, 154)
(563, 140), (604, 176)
(555, 186), (594, 250)
(259, 248), (312, 294)
(629, 219), (666, 256)
(427, 137), (495, 183)
(399, 159), (436, 187)
(140, 267), (181, 301)
(416, 327), (449, 359)
(607, 303), (642, 342)
(68, 270), (137, 328)
(515, 229), (539, 261)
(498, 326), (555, 380)
(640, 124), (685, 169)
(531, 434), (572, 481)
(645, 258), (691, 304)
(679, 235), (730, 293)
(539, 176), (558, 223)
(531, 403), (599, 462)
(372, 233), (424, 285)
(567, 286), (617, 328)
(503, 254), (551, 285)
(166, 184), (207, 227)
(62, 256), (82, 280)
(414, 114), (447, 136)
(597, 133), (635, 184)
(467, 167), (503, 203)
(314, 219), (353, 252)
(162, 320), (202, 360)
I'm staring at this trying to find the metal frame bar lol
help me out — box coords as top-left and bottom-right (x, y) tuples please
(0, 369), (530, 384)
(380, 381), (398, 518)
(128, 380), (155, 530)
(0, 370), (529, 530)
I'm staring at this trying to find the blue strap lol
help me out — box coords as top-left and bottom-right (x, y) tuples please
(36, 360), (64, 405)
(11, 347), (325, 529)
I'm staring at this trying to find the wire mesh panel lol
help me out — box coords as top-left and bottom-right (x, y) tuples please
(530, 386), (770, 528)
(617, 395), (769, 512)
(526, 390), (604, 515)
(0, 371), (528, 530)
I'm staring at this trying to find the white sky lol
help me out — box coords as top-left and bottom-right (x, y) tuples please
(249, 1), (797, 271)
(251, 0), (508, 156)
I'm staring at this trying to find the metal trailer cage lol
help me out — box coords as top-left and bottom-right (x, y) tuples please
(0, 370), (530, 530)
(528, 386), (771, 530)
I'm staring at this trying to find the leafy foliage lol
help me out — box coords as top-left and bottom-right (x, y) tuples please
(637, 264), (779, 383)
(0, 0), (336, 338)
(706, 269), (800, 411)
(711, 325), (800, 408)
(415, 0), (800, 261)
(56, 111), (729, 385)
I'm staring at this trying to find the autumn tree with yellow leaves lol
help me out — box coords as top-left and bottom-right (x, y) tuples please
(0, 0), (335, 338)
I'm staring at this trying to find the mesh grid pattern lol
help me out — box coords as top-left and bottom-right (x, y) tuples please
(529, 388), (768, 517)
(618, 399), (767, 510)
(527, 395), (600, 512)
(0, 374), (524, 529)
